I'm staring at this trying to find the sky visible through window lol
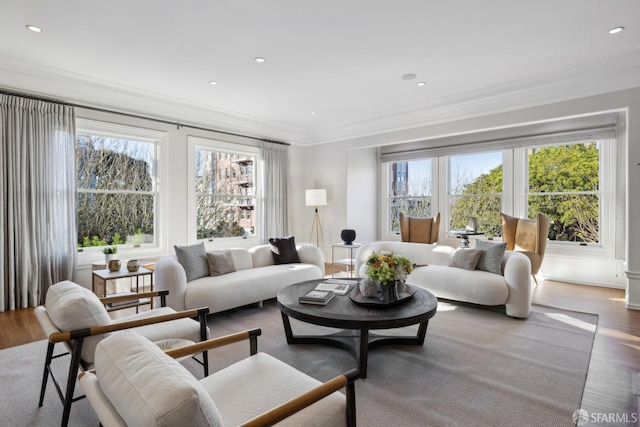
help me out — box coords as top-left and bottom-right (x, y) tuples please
(450, 152), (502, 190)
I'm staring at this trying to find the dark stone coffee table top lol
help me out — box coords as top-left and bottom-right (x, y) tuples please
(277, 279), (438, 330)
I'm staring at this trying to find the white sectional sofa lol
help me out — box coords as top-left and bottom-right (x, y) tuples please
(155, 244), (324, 313)
(354, 241), (532, 318)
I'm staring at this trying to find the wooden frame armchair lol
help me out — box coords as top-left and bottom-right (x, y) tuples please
(501, 212), (550, 285)
(399, 212), (440, 243)
(35, 281), (210, 427)
(79, 329), (360, 427)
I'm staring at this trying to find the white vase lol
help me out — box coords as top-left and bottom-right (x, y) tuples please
(105, 253), (117, 263)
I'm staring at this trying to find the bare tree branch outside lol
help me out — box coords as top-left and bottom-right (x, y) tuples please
(76, 135), (155, 247)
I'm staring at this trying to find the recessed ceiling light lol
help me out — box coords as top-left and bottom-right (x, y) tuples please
(26, 25), (42, 33)
(416, 82), (426, 87)
(609, 26), (624, 34)
(402, 74), (417, 80)
(310, 111), (317, 115)
(209, 81), (219, 85)
(255, 57), (266, 63)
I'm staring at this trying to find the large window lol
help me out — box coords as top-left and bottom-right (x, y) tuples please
(448, 152), (503, 236)
(191, 138), (258, 240)
(526, 142), (600, 243)
(385, 139), (612, 250)
(76, 122), (160, 250)
(388, 159), (433, 233)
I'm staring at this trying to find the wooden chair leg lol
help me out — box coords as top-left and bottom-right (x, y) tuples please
(38, 342), (55, 407)
(532, 274), (539, 286)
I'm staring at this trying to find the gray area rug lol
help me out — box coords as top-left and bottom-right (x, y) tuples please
(0, 300), (597, 427)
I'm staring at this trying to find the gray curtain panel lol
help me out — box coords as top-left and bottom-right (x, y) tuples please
(261, 141), (289, 242)
(0, 94), (77, 311)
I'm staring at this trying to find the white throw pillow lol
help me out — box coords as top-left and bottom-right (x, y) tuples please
(95, 331), (223, 427)
(45, 280), (112, 364)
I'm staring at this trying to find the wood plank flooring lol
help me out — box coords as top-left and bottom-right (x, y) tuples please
(1, 277), (639, 420)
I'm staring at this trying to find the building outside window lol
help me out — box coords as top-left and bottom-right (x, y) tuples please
(388, 159), (433, 233)
(192, 140), (257, 240)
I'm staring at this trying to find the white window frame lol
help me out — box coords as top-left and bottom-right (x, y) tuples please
(187, 136), (262, 245)
(383, 139), (615, 258)
(513, 138), (616, 258)
(75, 118), (168, 265)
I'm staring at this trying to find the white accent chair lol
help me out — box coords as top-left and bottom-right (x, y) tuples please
(35, 280), (210, 426)
(79, 329), (359, 427)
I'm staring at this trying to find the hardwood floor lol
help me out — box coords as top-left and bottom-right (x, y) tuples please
(1, 278), (639, 419)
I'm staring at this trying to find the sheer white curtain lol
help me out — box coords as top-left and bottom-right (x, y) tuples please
(0, 94), (77, 311)
(261, 141), (289, 241)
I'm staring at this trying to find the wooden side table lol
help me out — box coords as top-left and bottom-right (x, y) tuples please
(92, 267), (154, 312)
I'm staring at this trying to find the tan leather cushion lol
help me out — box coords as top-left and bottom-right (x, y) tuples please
(514, 219), (538, 252)
(400, 213), (439, 244)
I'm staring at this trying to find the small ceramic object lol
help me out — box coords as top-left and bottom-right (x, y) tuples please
(108, 259), (121, 272)
(127, 259), (140, 272)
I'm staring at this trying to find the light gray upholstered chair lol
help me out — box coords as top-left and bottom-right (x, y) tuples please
(35, 280), (210, 427)
(79, 329), (359, 427)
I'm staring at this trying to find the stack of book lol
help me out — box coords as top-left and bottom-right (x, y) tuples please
(314, 279), (357, 295)
(299, 290), (335, 305)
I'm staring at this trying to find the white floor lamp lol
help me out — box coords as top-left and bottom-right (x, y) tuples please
(306, 189), (327, 250)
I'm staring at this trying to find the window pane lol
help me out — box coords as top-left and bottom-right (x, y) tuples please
(195, 148), (256, 239)
(388, 160), (433, 233)
(77, 135), (154, 191)
(449, 195), (502, 236)
(529, 194), (599, 243)
(77, 193), (154, 246)
(527, 142), (599, 243)
(448, 152), (502, 234)
(197, 196), (255, 239)
(77, 133), (156, 248)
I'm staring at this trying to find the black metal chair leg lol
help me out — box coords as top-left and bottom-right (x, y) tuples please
(39, 341), (55, 407)
(61, 338), (83, 427)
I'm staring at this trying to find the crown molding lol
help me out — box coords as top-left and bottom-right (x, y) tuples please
(2, 52), (640, 146)
(304, 51), (640, 145)
(0, 55), (308, 144)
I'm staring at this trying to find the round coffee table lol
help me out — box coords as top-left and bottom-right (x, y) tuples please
(277, 279), (438, 378)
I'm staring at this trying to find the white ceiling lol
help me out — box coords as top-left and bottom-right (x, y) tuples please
(1, 1), (639, 145)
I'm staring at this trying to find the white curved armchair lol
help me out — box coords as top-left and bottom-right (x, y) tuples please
(79, 329), (359, 427)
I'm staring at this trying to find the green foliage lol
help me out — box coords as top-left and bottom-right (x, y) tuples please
(448, 143), (599, 242)
(365, 251), (413, 285)
(111, 233), (126, 245)
(102, 246), (117, 254)
(79, 236), (108, 248)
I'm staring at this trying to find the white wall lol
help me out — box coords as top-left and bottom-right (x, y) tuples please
(290, 87), (640, 306)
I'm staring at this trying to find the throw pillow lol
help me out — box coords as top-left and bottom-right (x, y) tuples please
(174, 242), (209, 282)
(207, 251), (236, 276)
(475, 240), (507, 275)
(268, 236), (301, 264)
(449, 249), (483, 271)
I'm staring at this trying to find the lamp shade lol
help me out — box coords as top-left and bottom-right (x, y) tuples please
(305, 189), (327, 207)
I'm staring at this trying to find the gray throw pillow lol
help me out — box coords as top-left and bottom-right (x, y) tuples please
(475, 240), (507, 275)
(207, 251), (236, 276)
(449, 249), (483, 271)
(268, 236), (301, 264)
(174, 242), (209, 282)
